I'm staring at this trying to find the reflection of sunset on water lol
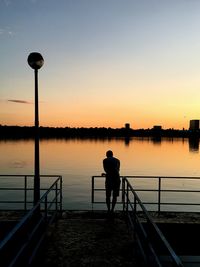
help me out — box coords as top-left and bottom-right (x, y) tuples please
(0, 138), (200, 209)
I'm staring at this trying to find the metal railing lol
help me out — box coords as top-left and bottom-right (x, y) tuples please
(0, 175), (62, 267)
(0, 175), (62, 211)
(92, 175), (184, 266)
(92, 175), (200, 212)
(122, 177), (184, 267)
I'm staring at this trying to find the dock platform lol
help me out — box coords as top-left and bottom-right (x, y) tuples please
(39, 210), (137, 267)
(37, 210), (200, 267)
(1, 210), (200, 266)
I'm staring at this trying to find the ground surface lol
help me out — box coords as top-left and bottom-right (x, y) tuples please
(2, 210), (200, 266)
(39, 211), (138, 267)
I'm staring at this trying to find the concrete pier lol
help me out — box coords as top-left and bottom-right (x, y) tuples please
(39, 211), (138, 267)
(1, 210), (200, 266)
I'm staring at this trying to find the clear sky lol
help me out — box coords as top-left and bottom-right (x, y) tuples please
(1, 0), (200, 129)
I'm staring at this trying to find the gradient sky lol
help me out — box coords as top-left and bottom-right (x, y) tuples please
(1, 0), (200, 129)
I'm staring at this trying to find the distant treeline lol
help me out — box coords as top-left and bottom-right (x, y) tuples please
(0, 125), (199, 140)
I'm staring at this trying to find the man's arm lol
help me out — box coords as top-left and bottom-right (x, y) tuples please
(117, 159), (120, 172)
(103, 159), (107, 173)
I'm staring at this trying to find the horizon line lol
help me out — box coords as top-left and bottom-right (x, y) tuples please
(0, 124), (191, 131)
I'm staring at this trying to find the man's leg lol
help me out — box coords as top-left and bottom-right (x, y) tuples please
(111, 196), (117, 212)
(106, 196), (111, 212)
(106, 185), (111, 212)
(111, 181), (120, 212)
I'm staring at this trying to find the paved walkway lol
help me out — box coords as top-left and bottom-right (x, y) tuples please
(39, 211), (139, 267)
(2, 210), (200, 266)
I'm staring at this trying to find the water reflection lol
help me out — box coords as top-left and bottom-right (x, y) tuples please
(189, 138), (199, 153)
(122, 137), (199, 153)
(124, 137), (130, 146)
(1, 137), (200, 209)
(151, 136), (161, 145)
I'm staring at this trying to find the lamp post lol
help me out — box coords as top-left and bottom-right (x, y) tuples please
(27, 52), (44, 206)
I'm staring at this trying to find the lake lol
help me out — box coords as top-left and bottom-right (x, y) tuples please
(0, 137), (200, 211)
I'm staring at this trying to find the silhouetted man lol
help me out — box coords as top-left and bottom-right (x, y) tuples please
(103, 150), (120, 213)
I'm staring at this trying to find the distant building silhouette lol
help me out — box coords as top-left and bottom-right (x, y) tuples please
(125, 123), (130, 130)
(189, 120), (199, 131)
(153, 125), (162, 130)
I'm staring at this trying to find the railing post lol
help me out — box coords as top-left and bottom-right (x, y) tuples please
(91, 176), (94, 203)
(45, 195), (47, 221)
(122, 177), (125, 212)
(126, 182), (129, 213)
(134, 195), (137, 212)
(158, 177), (161, 213)
(24, 175), (27, 211)
(55, 182), (58, 214)
(60, 176), (62, 213)
(133, 195), (137, 226)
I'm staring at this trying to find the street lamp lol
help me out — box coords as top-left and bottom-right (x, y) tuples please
(27, 52), (44, 205)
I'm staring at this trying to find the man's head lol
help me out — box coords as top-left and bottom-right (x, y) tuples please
(106, 150), (113, 157)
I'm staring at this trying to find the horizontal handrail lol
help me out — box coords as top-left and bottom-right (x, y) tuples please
(0, 176), (62, 248)
(122, 175), (200, 179)
(92, 175), (200, 212)
(123, 178), (183, 266)
(0, 175), (62, 267)
(0, 175), (62, 211)
(91, 175), (184, 266)
(0, 174), (62, 177)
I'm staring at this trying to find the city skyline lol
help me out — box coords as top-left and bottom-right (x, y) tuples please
(0, 120), (199, 131)
(1, 1), (200, 130)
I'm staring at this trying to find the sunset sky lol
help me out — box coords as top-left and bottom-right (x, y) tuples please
(1, 0), (200, 129)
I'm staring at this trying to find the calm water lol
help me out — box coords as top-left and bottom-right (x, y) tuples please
(1, 137), (200, 210)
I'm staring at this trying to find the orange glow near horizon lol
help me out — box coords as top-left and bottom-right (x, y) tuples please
(2, 1), (200, 130)
(1, 93), (196, 130)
